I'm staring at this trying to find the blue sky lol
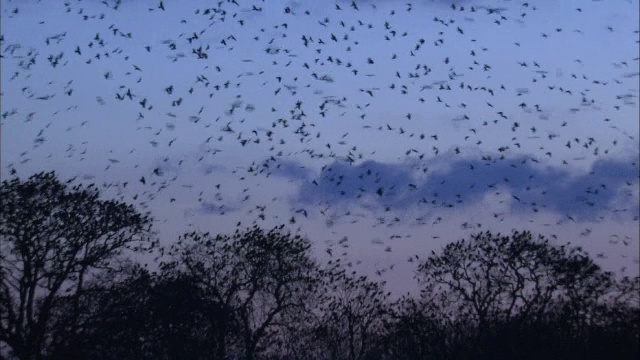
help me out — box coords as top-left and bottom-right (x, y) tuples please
(1, 0), (638, 294)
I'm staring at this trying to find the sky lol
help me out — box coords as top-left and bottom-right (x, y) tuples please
(1, 0), (639, 295)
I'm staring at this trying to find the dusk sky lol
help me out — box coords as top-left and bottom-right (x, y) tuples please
(1, 0), (638, 294)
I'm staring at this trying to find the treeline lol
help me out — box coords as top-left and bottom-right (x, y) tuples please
(1, 172), (638, 360)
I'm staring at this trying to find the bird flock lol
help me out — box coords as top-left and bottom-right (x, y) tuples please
(1, 0), (639, 290)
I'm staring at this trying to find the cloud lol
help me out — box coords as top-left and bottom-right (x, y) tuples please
(292, 154), (639, 221)
(268, 159), (315, 181)
(199, 201), (239, 215)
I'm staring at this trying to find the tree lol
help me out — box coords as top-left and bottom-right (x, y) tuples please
(414, 230), (639, 359)
(46, 264), (155, 360)
(418, 231), (579, 327)
(167, 225), (322, 360)
(311, 267), (390, 360)
(0, 172), (152, 360)
(47, 265), (229, 360)
(381, 296), (450, 359)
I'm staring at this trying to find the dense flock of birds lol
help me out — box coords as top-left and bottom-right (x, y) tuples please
(1, 0), (639, 281)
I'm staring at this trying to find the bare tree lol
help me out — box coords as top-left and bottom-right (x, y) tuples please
(381, 296), (451, 359)
(312, 267), (390, 360)
(46, 264), (230, 360)
(0, 172), (152, 360)
(167, 225), (321, 360)
(418, 231), (581, 327)
(415, 230), (639, 358)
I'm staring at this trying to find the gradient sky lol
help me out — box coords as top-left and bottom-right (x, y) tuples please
(1, 0), (638, 295)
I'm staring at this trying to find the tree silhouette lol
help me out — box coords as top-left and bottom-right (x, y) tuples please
(0, 172), (152, 360)
(417, 231), (595, 327)
(310, 267), (390, 360)
(381, 296), (453, 359)
(166, 225), (322, 360)
(46, 264), (155, 359)
(410, 230), (639, 360)
(47, 265), (230, 360)
(2, 174), (636, 360)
